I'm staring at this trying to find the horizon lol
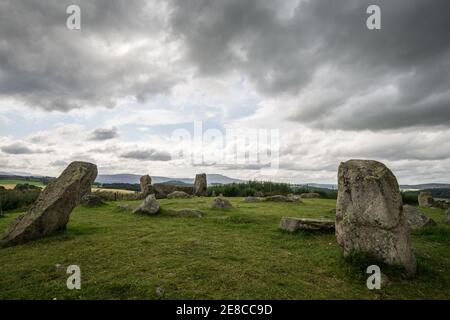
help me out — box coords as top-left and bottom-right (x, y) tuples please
(1, 0), (450, 185)
(2, 168), (450, 187)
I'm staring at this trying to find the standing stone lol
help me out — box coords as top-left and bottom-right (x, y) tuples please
(1, 161), (97, 247)
(336, 160), (416, 274)
(140, 175), (152, 197)
(194, 173), (207, 196)
(403, 205), (436, 230)
(133, 194), (160, 215)
(418, 192), (434, 208)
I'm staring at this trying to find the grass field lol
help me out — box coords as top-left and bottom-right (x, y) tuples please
(0, 179), (44, 190)
(0, 198), (449, 300)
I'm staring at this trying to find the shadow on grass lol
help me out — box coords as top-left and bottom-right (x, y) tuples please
(213, 214), (258, 225)
(33, 226), (102, 245)
(338, 251), (447, 289)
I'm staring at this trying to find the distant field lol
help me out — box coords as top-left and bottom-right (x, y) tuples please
(0, 181), (135, 194)
(0, 198), (449, 299)
(0, 179), (44, 189)
(92, 188), (136, 194)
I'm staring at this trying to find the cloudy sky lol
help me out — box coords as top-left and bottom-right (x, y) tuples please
(1, 0), (450, 184)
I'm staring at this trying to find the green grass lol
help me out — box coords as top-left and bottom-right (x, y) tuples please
(0, 198), (449, 300)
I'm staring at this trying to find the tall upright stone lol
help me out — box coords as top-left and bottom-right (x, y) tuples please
(140, 175), (152, 197)
(194, 173), (207, 196)
(1, 161), (97, 247)
(336, 160), (416, 274)
(418, 192), (434, 208)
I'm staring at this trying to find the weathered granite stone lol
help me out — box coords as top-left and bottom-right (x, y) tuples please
(211, 197), (233, 209)
(265, 195), (297, 202)
(418, 192), (434, 208)
(133, 194), (160, 215)
(80, 193), (105, 207)
(336, 159), (417, 274)
(1, 161), (97, 247)
(153, 184), (193, 199)
(194, 173), (207, 196)
(167, 191), (192, 199)
(140, 175), (153, 197)
(403, 205), (436, 230)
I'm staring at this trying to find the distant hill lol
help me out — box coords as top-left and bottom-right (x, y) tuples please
(399, 183), (450, 190)
(95, 173), (243, 185)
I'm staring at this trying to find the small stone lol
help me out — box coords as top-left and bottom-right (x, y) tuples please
(280, 217), (335, 232)
(418, 192), (434, 208)
(403, 205), (436, 230)
(265, 195), (300, 203)
(156, 286), (164, 298)
(211, 197), (233, 209)
(55, 264), (64, 273)
(133, 194), (160, 215)
(80, 193), (105, 206)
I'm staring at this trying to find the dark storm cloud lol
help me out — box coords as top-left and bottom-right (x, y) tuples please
(120, 149), (171, 161)
(1, 143), (47, 155)
(89, 127), (119, 141)
(169, 0), (450, 130)
(0, 0), (176, 111)
(2, 0), (450, 131)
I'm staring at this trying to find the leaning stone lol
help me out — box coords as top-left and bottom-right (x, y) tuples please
(133, 194), (160, 215)
(167, 191), (192, 199)
(280, 217), (335, 232)
(403, 205), (436, 230)
(194, 173), (207, 196)
(211, 197), (233, 209)
(418, 192), (434, 208)
(1, 161), (97, 247)
(166, 209), (203, 218)
(336, 159), (416, 274)
(299, 193), (321, 199)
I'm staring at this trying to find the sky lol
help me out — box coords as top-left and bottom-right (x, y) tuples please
(1, 0), (450, 184)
